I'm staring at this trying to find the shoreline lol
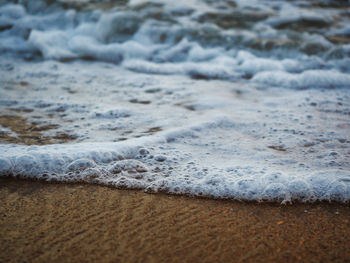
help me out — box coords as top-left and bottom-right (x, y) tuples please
(1, 177), (350, 205)
(1, 178), (349, 262)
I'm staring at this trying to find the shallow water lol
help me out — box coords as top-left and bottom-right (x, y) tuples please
(0, 0), (350, 202)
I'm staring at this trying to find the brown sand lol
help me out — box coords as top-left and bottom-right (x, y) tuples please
(0, 114), (77, 145)
(0, 178), (349, 263)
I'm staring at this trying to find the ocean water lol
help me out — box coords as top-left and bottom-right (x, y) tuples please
(0, 0), (350, 203)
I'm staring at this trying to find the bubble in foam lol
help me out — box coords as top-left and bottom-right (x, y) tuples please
(13, 155), (41, 176)
(235, 178), (259, 200)
(261, 172), (288, 185)
(138, 148), (150, 156)
(261, 183), (290, 203)
(288, 180), (315, 201)
(0, 158), (12, 176)
(80, 167), (103, 182)
(155, 155), (167, 162)
(91, 109), (131, 119)
(307, 172), (333, 198)
(66, 158), (96, 172)
(109, 159), (148, 174)
(326, 182), (349, 202)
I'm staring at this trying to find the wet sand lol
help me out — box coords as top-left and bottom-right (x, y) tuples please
(0, 178), (349, 263)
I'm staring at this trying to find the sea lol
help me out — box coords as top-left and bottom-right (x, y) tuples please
(0, 0), (350, 203)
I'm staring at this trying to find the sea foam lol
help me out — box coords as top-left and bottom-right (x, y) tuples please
(0, 1), (349, 87)
(1, 114), (349, 203)
(0, 0), (350, 203)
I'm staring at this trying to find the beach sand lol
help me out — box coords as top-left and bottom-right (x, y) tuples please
(0, 178), (349, 263)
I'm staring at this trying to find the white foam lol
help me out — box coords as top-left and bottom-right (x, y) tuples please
(0, 111), (349, 203)
(0, 4), (26, 19)
(0, 0), (348, 85)
(239, 58), (284, 75)
(1, 0), (350, 203)
(123, 59), (239, 80)
(29, 30), (77, 60)
(253, 70), (350, 89)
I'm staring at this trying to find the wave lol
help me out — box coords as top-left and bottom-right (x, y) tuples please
(1, 117), (350, 203)
(0, 0), (350, 87)
(0, 0), (349, 203)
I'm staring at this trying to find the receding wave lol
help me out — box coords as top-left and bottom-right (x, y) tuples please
(0, 0), (349, 203)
